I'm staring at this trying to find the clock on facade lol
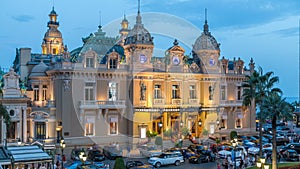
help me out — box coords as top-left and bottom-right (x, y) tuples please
(209, 58), (215, 66)
(139, 54), (147, 64)
(172, 56), (180, 65)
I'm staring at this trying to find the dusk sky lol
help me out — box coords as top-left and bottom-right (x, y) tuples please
(0, 0), (299, 98)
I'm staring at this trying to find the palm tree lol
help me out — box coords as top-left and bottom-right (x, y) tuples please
(260, 92), (293, 169)
(242, 67), (281, 156)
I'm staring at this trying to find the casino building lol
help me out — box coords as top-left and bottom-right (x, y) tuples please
(0, 3), (256, 147)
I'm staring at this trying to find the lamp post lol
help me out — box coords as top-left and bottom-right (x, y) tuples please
(158, 122), (163, 150)
(56, 127), (61, 144)
(17, 138), (21, 146)
(79, 151), (87, 168)
(231, 137), (238, 169)
(256, 156), (269, 169)
(60, 137), (65, 169)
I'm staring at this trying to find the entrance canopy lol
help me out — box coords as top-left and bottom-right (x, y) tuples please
(7, 145), (52, 164)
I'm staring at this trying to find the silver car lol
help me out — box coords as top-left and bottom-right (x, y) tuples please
(148, 152), (184, 168)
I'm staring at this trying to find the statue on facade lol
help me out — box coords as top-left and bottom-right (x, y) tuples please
(140, 82), (146, 100)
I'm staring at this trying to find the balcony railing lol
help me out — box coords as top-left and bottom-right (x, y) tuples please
(188, 99), (199, 105)
(79, 100), (126, 109)
(220, 100), (243, 106)
(172, 99), (182, 105)
(153, 99), (165, 105)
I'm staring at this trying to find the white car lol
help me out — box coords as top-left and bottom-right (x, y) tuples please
(140, 149), (162, 158)
(148, 152), (184, 168)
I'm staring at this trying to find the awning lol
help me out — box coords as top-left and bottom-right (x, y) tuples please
(7, 145), (52, 164)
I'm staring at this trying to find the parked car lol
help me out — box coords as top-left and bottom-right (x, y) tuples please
(148, 152), (184, 168)
(188, 144), (204, 153)
(71, 148), (84, 161)
(198, 149), (216, 162)
(88, 149), (105, 161)
(181, 148), (197, 159)
(188, 153), (210, 164)
(282, 149), (299, 161)
(103, 146), (122, 160)
(280, 143), (300, 154)
(126, 160), (154, 169)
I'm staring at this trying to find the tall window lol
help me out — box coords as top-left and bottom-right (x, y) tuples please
(237, 86), (242, 100)
(85, 117), (95, 136)
(33, 85), (39, 101)
(109, 116), (118, 135)
(42, 85), (47, 101)
(109, 59), (117, 69)
(189, 85), (196, 99)
(236, 119), (241, 128)
(154, 84), (161, 99)
(35, 122), (46, 139)
(86, 57), (94, 68)
(85, 83), (95, 100)
(172, 85), (179, 99)
(221, 86), (226, 100)
(108, 82), (117, 101)
(221, 119), (226, 129)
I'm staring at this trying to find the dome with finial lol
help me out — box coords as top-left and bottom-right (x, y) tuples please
(193, 9), (220, 52)
(124, 1), (153, 46)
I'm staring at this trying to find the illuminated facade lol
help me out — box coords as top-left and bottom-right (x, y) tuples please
(1, 5), (257, 147)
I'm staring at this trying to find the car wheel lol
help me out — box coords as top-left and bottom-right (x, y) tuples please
(155, 162), (161, 168)
(175, 160), (180, 166)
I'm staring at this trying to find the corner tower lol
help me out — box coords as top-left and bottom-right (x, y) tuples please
(192, 9), (220, 74)
(123, 0), (154, 71)
(41, 7), (64, 55)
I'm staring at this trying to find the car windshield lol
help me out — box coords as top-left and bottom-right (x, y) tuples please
(158, 154), (166, 158)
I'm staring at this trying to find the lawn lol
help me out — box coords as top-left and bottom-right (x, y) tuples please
(247, 162), (300, 169)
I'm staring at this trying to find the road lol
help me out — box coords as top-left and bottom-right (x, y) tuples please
(104, 157), (218, 169)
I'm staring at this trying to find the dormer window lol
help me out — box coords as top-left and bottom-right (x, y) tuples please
(107, 53), (119, 69)
(86, 57), (94, 68)
(109, 59), (117, 69)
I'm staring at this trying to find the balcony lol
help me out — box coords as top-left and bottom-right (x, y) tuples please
(220, 100), (243, 106)
(188, 99), (199, 105)
(172, 99), (182, 105)
(79, 100), (126, 109)
(153, 99), (165, 105)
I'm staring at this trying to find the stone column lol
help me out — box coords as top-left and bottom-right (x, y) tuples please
(23, 108), (27, 143)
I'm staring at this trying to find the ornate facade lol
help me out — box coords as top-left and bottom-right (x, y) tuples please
(1, 5), (256, 147)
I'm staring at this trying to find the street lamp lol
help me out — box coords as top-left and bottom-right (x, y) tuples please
(158, 122), (163, 150)
(256, 156), (268, 169)
(60, 137), (65, 169)
(56, 127), (61, 143)
(17, 138), (21, 146)
(231, 137), (238, 169)
(79, 151), (87, 167)
(198, 119), (202, 126)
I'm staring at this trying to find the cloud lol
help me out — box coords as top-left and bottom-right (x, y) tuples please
(12, 15), (34, 22)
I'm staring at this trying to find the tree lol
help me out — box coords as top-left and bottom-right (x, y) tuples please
(260, 92), (293, 169)
(113, 157), (126, 169)
(0, 104), (10, 126)
(242, 67), (281, 156)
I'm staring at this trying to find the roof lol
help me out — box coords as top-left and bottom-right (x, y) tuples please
(0, 147), (10, 165)
(7, 145), (52, 163)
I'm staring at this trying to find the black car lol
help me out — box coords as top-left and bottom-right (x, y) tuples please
(188, 144), (204, 153)
(282, 149), (299, 161)
(103, 146), (122, 160)
(88, 149), (105, 161)
(71, 148), (84, 161)
(181, 148), (197, 159)
(280, 143), (300, 154)
(126, 160), (154, 169)
(198, 149), (216, 162)
(188, 154), (210, 164)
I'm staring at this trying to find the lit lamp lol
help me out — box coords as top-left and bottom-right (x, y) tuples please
(17, 138), (21, 146)
(216, 119), (220, 125)
(180, 121), (183, 127)
(198, 119), (202, 126)
(231, 137), (238, 169)
(256, 156), (266, 169)
(60, 137), (65, 169)
(256, 161), (262, 168)
(158, 122), (163, 128)
(79, 151), (87, 167)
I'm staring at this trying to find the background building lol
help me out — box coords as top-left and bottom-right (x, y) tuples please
(0, 5), (256, 147)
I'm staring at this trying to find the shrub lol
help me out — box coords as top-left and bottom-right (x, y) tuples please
(230, 130), (237, 140)
(181, 127), (190, 138)
(155, 136), (162, 146)
(146, 130), (158, 138)
(113, 157), (126, 169)
(202, 128), (209, 136)
(163, 129), (173, 137)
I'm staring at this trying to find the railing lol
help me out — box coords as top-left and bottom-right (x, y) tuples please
(153, 99), (165, 105)
(172, 99), (182, 105)
(189, 99), (199, 105)
(220, 100), (243, 106)
(79, 100), (126, 109)
(32, 100), (55, 108)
